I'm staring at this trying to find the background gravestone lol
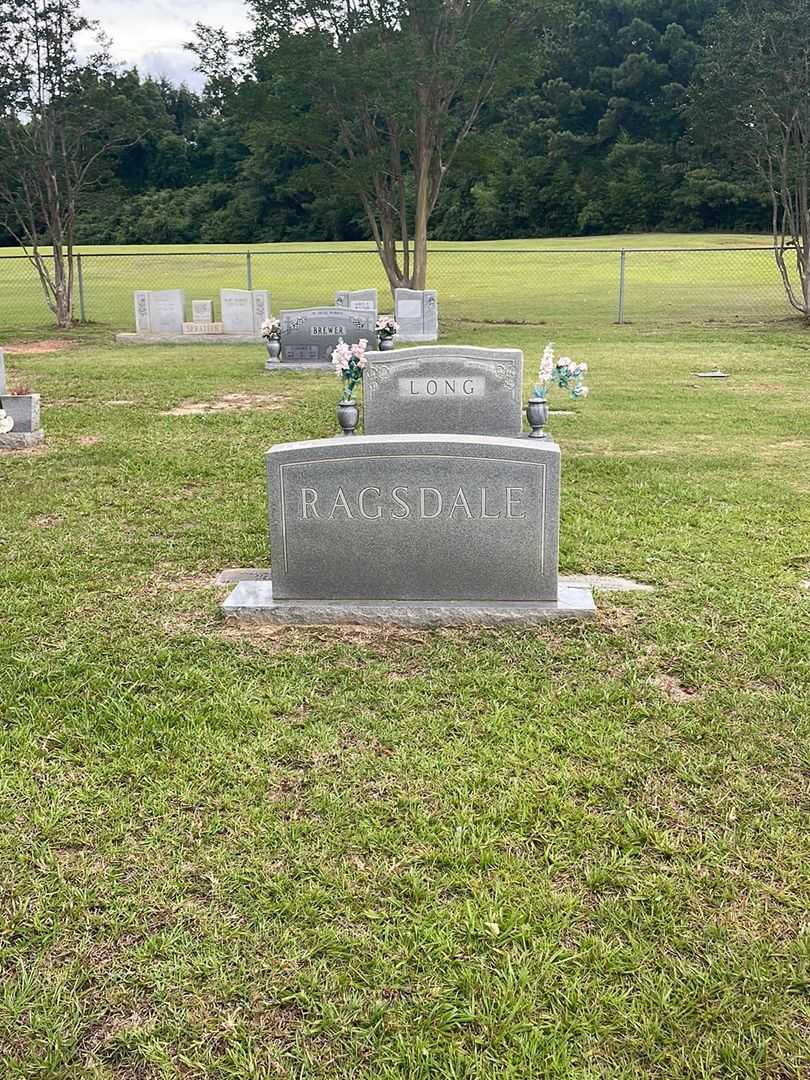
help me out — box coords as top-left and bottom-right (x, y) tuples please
(395, 289), (439, 342)
(279, 307), (375, 364)
(363, 346), (523, 437)
(192, 300), (214, 322)
(0, 349), (5, 395)
(335, 289), (378, 317)
(133, 290), (185, 334)
(220, 289), (270, 336)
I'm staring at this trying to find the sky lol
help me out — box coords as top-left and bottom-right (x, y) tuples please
(77, 0), (251, 91)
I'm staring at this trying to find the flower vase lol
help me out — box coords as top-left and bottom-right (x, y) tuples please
(336, 399), (359, 435)
(265, 338), (281, 362)
(525, 397), (549, 439)
(378, 335), (394, 351)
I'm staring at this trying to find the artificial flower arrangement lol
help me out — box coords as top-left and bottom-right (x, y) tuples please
(375, 315), (399, 340)
(260, 318), (281, 341)
(533, 342), (590, 400)
(331, 338), (368, 401)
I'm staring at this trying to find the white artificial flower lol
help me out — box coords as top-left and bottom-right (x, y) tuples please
(0, 409), (13, 434)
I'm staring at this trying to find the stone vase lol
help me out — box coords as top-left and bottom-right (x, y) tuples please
(336, 399), (359, 435)
(525, 397), (549, 439)
(377, 335), (395, 351)
(265, 338), (281, 361)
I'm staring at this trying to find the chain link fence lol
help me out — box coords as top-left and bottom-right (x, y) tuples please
(0, 246), (796, 332)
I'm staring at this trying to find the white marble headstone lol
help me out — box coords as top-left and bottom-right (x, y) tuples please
(220, 289), (271, 336)
(395, 289), (438, 342)
(133, 290), (185, 334)
(192, 300), (214, 322)
(335, 289), (378, 316)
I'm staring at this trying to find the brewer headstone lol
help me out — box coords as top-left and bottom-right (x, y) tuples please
(279, 307), (375, 365)
(192, 299), (214, 322)
(133, 290), (185, 334)
(220, 289), (270, 336)
(363, 346), (523, 437)
(335, 289), (378, 316)
(395, 289), (438, 342)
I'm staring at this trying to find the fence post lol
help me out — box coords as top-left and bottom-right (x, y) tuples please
(246, 252), (253, 291)
(77, 254), (87, 323)
(616, 249), (626, 324)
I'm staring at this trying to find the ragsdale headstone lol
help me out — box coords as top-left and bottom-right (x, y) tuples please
(221, 433), (596, 624)
(363, 346), (523, 437)
(395, 289), (438, 342)
(279, 307), (376, 365)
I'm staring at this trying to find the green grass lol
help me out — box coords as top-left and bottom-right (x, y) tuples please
(0, 233), (796, 332)
(1, 311), (809, 1078)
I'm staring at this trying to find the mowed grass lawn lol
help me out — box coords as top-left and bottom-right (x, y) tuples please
(0, 233), (792, 331)
(1, 310), (809, 1078)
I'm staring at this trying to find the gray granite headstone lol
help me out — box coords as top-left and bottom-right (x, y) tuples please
(220, 289), (270, 336)
(363, 346), (523, 437)
(395, 289), (438, 342)
(0, 349), (5, 395)
(335, 289), (378, 317)
(280, 307), (375, 364)
(192, 299), (214, 322)
(266, 433), (559, 602)
(133, 290), (185, 334)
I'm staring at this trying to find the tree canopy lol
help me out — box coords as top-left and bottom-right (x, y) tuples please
(0, 0), (773, 253)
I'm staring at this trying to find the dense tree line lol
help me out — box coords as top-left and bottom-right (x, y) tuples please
(1, 0), (771, 250)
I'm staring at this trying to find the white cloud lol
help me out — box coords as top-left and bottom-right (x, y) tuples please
(77, 0), (251, 90)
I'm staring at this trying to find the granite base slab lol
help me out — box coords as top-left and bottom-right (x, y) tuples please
(0, 430), (44, 450)
(221, 579), (595, 627)
(264, 361), (335, 373)
(116, 333), (262, 345)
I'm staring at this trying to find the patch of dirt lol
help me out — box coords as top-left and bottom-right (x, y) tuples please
(0, 443), (48, 458)
(77, 435), (101, 446)
(106, 399), (137, 406)
(160, 392), (294, 417)
(3, 339), (75, 354)
(33, 514), (64, 527)
(651, 672), (700, 703)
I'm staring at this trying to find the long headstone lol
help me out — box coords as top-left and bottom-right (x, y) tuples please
(363, 346), (523, 437)
(133, 290), (185, 334)
(335, 289), (378, 316)
(279, 307), (376, 364)
(395, 289), (438, 342)
(220, 289), (270, 336)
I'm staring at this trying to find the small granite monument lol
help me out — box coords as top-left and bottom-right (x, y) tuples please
(0, 349), (45, 450)
(363, 346), (522, 437)
(221, 432), (595, 625)
(191, 300), (214, 322)
(274, 307), (376, 369)
(395, 289), (438, 342)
